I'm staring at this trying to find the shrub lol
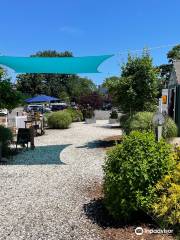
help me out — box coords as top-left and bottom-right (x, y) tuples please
(44, 112), (52, 124)
(110, 110), (118, 119)
(79, 91), (103, 110)
(162, 117), (178, 139)
(81, 108), (95, 119)
(47, 111), (72, 129)
(143, 148), (180, 230)
(103, 131), (175, 221)
(65, 108), (83, 122)
(128, 112), (154, 133)
(121, 112), (178, 139)
(151, 163), (180, 228)
(0, 126), (13, 157)
(119, 114), (131, 130)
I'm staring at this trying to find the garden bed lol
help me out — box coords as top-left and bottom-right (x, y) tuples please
(84, 181), (175, 240)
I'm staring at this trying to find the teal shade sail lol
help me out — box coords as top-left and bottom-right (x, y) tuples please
(0, 55), (113, 74)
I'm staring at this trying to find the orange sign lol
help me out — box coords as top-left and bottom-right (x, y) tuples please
(162, 95), (167, 104)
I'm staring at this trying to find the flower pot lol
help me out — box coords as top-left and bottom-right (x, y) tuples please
(85, 118), (96, 124)
(109, 118), (118, 124)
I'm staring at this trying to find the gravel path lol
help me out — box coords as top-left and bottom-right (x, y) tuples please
(0, 120), (122, 240)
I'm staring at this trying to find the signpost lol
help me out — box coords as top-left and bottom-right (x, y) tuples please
(153, 110), (165, 141)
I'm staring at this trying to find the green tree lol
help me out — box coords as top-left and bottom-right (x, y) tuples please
(104, 52), (159, 114)
(103, 76), (121, 106)
(157, 63), (172, 88)
(0, 67), (22, 110)
(157, 44), (180, 87)
(65, 76), (96, 102)
(167, 44), (180, 62)
(16, 50), (96, 101)
(16, 50), (73, 96)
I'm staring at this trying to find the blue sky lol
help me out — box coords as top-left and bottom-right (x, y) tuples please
(0, 0), (180, 84)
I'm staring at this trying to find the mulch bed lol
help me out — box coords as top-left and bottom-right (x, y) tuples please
(84, 181), (175, 240)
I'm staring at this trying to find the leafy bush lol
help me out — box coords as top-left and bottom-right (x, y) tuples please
(44, 112), (52, 126)
(0, 126), (13, 157)
(119, 114), (131, 129)
(65, 108), (83, 122)
(142, 147), (180, 230)
(128, 112), (154, 133)
(121, 112), (178, 139)
(47, 111), (72, 129)
(151, 163), (180, 228)
(79, 91), (103, 110)
(81, 108), (95, 119)
(162, 117), (178, 139)
(103, 131), (175, 221)
(110, 110), (118, 119)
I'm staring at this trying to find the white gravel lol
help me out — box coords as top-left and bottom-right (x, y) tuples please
(0, 120), (122, 240)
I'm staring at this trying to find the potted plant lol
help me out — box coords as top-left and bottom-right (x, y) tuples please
(83, 107), (96, 124)
(109, 110), (118, 124)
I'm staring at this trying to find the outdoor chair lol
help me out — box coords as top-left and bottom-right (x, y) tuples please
(15, 128), (35, 150)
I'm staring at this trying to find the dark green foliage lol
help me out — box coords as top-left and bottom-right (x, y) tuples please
(0, 68), (22, 110)
(103, 52), (159, 114)
(157, 44), (180, 88)
(31, 50), (72, 57)
(65, 108), (83, 122)
(167, 44), (180, 62)
(110, 110), (118, 119)
(119, 114), (130, 128)
(47, 111), (72, 129)
(0, 126), (13, 157)
(157, 64), (172, 88)
(121, 111), (178, 139)
(103, 131), (174, 221)
(81, 108), (95, 119)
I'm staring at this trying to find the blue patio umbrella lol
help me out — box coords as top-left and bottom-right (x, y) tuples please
(25, 95), (59, 103)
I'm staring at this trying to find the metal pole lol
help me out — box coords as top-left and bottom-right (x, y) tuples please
(159, 98), (162, 113)
(157, 125), (162, 141)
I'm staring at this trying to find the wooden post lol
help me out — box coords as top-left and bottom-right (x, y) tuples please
(30, 127), (35, 150)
